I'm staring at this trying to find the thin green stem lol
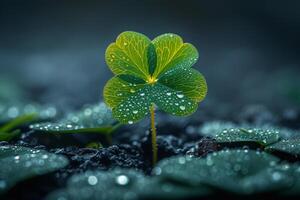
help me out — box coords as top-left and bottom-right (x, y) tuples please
(0, 113), (38, 132)
(150, 104), (158, 166)
(0, 129), (21, 141)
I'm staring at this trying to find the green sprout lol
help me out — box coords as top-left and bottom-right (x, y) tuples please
(0, 113), (38, 141)
(104, 31), (207, 165)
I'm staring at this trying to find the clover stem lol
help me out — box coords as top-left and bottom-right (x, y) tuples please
(150, 103), (158, 166)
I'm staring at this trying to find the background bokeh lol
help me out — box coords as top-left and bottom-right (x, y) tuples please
(1, 0), (300, 111)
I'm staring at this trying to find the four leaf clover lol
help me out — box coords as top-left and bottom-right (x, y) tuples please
(104, 31), (207, 124)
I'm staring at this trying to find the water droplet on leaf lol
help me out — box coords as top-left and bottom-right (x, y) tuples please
(177, 94), (184, 98)
(88, 175), (98, 185)
(115, 175), (129, 186)
(179, 106), (186, 111)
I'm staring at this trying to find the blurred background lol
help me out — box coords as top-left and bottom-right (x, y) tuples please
(0, 0), (300, 111)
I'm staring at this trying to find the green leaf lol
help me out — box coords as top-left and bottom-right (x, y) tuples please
(105, 31), (151, 80)
(104, 75), (205, 123)
(104, 76), (152, 123)
(0, 113), (43, 142)
(112, 85), (153, 124)
(152, 83), (199, 116)
(136, 177), (210, 199)
(199, 121), (237, 137)
(104, 76), (147, 109)
(46, 168), (210, 200)
(30, 103), (117, 134)
(159, 67), (207, 102)
(152, 33), (198, 78)
(199, 122), (298, 139)
(155, 150), (294, 194)
(215, 128), (280, 146)
(0, 103), (57, 140)
(147, 43), (157, 76)
(104, 69), (207, 122)
(266, 139), (300, 156)
(46, 169), (146, 200)
(104, 32), (207, 124)
(0, 145), (68, 194)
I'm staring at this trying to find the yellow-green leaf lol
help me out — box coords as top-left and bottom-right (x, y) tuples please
(103, 32), (207, 124)
(105, 31), (151, 80)
(152, 33), (198, 78)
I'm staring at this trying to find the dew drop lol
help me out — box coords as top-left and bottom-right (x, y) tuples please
(130, 89), (135, 93)
(166, 92), (171, 96)
(140, 93), (145, 96)
(177, 94), (184, 98)
(66, 124), (73, 128)
(206, 158), (213, 166)
(153, 167), (162, 175)
(178, 157), (186, 164)
(88, 175), (98, 185)
(262, 139), (267, 144)
(272, 172), (282, 181)
(179, 106), (186, 111)
(269, 161), (276, 166)
(128, 121), (133, 124)
(133, 110), (138, 114)
(84, 108), (93, 116)
(115, 175), (129, 185)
